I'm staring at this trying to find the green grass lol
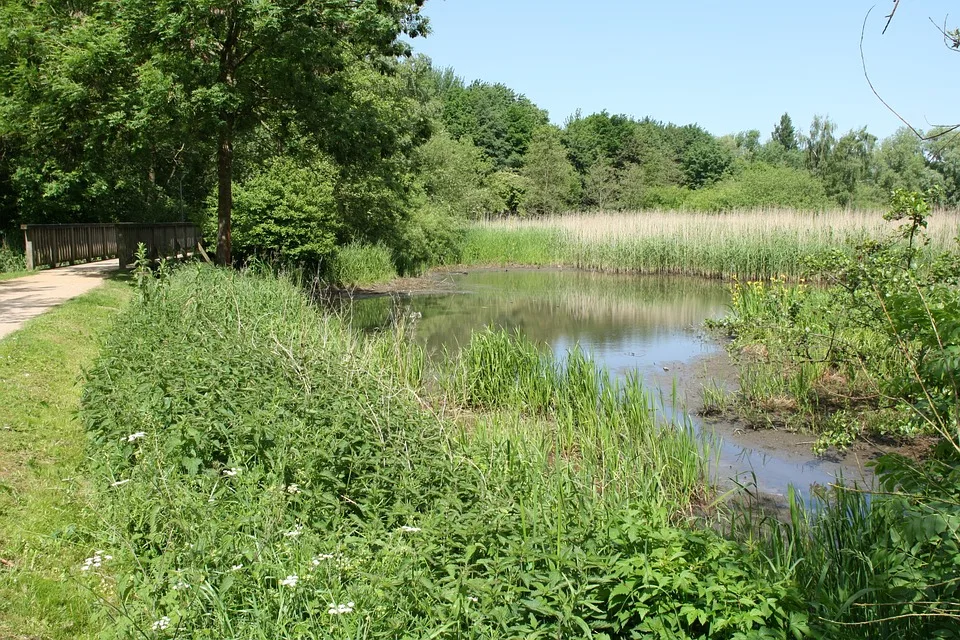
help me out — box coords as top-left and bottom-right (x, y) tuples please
(329, 241), (397, 286)
(0, 269), (32, 281)
(0, 280), (131, 640)
(76, 266), (809, 638)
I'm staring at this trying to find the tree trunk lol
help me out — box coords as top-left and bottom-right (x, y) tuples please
(216, 128), (233, 266)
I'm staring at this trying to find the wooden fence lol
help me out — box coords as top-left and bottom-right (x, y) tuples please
(21, 224), (117, 270)
(116, 223), (202, 268)
(21, 222), (203, 270)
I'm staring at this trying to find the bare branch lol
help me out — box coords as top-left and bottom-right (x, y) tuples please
(882, 0), (901, 35)
(929, 16), (960, 52)
(861, 8), (960, 141)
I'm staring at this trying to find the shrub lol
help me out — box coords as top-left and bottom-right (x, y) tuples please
(0, 246), (26, 273)
(229, 155), (340, 265)
(685, 165), (830, 212)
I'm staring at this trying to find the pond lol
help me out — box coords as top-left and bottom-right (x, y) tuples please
(343, 269), (875, 501)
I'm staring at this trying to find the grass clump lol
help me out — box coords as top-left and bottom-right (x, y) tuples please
(328, 241), (397, 285)
(79, 266), (810, 638)
(0, 246), (28, 280)
(0, 280), (131, 640)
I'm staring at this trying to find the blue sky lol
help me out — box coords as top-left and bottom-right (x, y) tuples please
(409, 0), (960, 141)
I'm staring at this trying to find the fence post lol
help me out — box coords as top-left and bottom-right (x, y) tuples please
(21, 225), (35, 271)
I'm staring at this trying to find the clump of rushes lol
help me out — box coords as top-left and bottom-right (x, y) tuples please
(328, 241), (397, 286)
(80, 265), (810, 638)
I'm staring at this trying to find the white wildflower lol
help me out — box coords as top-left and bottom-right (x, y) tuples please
(172, 580), (190, 591)
(80, 552), (111, 571)
(279, 575), (298, 588)
(285, 484), (301, 494)
(312, 553), (335, 566)
(126, 431), (147, 443)
(468, 596), (479, 603)
(222, 468), (240, 477)
(327, 601), (354, 615)
(110, 479), (131, 488)
(283, 524), (304, 538)
(231, 564), (244, 571)
(399, 525), (421, 533)
(151, 615), (170, 631)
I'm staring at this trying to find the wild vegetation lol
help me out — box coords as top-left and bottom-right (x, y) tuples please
(706, 190), (960, 452)
(462, 208), (960, 279)
(78, 266), (814, 638)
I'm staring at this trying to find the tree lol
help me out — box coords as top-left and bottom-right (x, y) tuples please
(521, 127), (580, 215)
(583, 159), (620, 209)
(680, 138), (733, 189)
(440, 81), (548, 170)
(115, 0), (428, 264)
(803, 115), (837, 174)
(877, 128), (942, 196)
(772, 113), (798, 151)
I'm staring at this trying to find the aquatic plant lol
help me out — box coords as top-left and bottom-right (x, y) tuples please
(462, 208), (960, 280)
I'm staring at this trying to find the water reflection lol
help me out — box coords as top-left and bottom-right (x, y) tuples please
(345, 269), (869, 500)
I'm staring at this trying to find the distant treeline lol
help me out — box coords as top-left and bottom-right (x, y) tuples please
(1, 0), (956, 270)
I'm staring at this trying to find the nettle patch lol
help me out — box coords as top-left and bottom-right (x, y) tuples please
(79, 266), (808, 639)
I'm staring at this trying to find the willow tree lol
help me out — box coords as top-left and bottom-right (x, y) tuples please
(116, 0), (427, 264)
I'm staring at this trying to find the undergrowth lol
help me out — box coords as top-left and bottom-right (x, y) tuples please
(79, 266), (809, 638)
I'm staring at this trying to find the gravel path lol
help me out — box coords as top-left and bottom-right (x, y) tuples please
(0, 260), (118, 340)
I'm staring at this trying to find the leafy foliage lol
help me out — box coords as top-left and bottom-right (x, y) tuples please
(79, 267), (809, 638)
(230, 156), (340, 265)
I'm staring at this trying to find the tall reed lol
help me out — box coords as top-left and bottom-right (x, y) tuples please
(463, 209), (960, 279)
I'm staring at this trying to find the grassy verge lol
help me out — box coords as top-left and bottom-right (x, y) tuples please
(0, 280), (131, 639)
(462, 209), (960, 279)
(0, 269), (32, 282)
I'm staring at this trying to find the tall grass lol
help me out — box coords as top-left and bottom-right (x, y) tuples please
(463, 209), (960, 279)
(328, 241), (397, 285)
(78, 266), (808, 638)
(444, 329), (707, 504)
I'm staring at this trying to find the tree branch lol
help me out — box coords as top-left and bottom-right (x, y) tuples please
(882, 0), (901, 35)
(861, 8), (960, 141)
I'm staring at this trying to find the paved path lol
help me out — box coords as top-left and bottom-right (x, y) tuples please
(0, 260), (118, 340)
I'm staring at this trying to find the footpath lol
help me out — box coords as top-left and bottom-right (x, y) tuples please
(0, 260), (117, 340)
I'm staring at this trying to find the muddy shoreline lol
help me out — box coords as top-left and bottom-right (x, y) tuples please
(333, 266), (926, 506)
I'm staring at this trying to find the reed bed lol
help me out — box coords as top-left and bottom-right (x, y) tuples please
(463, 209), (960, 279)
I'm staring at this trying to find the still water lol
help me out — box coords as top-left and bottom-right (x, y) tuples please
(346, 269), (871, 500)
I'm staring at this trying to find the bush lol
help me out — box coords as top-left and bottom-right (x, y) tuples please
(0, 246), (26, 273)
(394, 203), (464, 275)
(229, 156), (340, 265)
(328, 241), (397, 285)
(685, 165), (830, 211)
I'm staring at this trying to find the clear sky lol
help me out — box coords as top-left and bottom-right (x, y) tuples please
(409, 0), (960, 141)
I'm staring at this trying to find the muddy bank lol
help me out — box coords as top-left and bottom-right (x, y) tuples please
(644, 348), (901, 502)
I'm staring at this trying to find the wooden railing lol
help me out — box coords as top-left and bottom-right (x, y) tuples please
(116, 223), (202, 268)
(21, 222), (203, 270)
(21, 224), (117, 270)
